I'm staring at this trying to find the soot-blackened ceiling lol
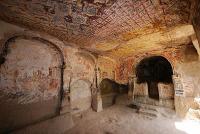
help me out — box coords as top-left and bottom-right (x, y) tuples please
(0, 0), (192, 57)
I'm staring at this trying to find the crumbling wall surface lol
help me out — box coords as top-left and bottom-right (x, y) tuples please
(134, 82), (148, 97)
(0, 21), (95, 132)
(173, 44), (200, 118)
(0, 39), (61, 103)
(115, 46), (184, 84)
(158, 83), (174, 99)
(63, 48), (95, 90)
(97, 56), (116, 86)
(70, 79), (92, 114)
(0, 38), (62, 133)
(176, 61), (200, 117)
(62, 48), (95, 114)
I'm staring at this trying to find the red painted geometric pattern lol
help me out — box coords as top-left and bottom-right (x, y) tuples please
(0, 0), (191, 47)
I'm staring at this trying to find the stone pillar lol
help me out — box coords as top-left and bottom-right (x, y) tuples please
(191, 34), (200, 59)
(91, 66), (103, 112)
(60, 75), (72, 115)
(158, 82), (174, 108)
(91, 88), (103, 112)
(128, 75), (134, 100)
(134, 81), (148, 97)
(60, 91), (71, 114)
(133, 76), (148, 104)
(173, 73), (185, 117)
(132, 75), (137, 100)
(158, 83), (174, 99)
(173, 74), (184, 97)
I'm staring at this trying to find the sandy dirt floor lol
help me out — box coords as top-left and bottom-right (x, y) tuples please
(66, 105), (200, 134)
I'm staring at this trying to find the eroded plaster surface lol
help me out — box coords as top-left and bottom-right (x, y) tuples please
(0, 39), (61, 104)
(0, 21), (96, 132)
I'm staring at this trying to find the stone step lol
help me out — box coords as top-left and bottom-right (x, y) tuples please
(138, 104), (157, 112)
(130, 102), (159, 119)
(130, 102), (176, 119)
(133, 102), (159, 111)
(138, 108), (158, 118)
(134, 96), (175, 109)
(157, 107), (176, 118)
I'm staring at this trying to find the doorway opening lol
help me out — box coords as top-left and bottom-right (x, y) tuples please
(136, 56), (173, 100)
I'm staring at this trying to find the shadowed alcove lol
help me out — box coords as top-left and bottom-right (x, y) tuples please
(136, 56), (173, 100)
(100, 78), (128, 108)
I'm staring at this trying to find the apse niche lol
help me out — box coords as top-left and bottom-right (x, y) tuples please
(136, 56), (173, 100)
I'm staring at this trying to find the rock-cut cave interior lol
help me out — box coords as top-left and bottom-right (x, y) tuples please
(0, 0), (200, 134)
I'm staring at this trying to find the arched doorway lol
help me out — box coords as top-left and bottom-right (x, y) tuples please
(135, 56), (174, 106)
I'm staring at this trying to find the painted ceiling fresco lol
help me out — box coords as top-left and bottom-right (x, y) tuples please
(0, 0), (192, 58)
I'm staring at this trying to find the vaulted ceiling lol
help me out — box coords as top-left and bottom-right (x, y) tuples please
(0, 0), (195, 59)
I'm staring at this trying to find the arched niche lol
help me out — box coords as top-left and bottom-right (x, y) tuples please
(75, 51), (97, 65)
(133, 56), (175, 108)
(0, 35), (64, 132)
(136, 56), (173, 99)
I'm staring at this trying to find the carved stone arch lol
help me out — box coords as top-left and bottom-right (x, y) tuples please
(75, 50), (97, 64)
(132, 54), (175, 76)
(132, 55), (175, 109)
(1, 35), (64, 66)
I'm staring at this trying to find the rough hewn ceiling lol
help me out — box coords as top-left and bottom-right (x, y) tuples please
(0, 0), (193, 59)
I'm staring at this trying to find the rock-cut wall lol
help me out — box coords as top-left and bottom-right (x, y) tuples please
(0, 20), (95, 133)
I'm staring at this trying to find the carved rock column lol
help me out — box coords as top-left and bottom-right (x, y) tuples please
(173, 73), (185, 117)
(132, 75), (137, 100)
(91, 89), (103, 112)
(127, 75), (134, 100)
(91, 66), (103, 112)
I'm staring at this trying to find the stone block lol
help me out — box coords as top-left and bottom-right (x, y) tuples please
(158, 83), (174, 99)
(92, 93), (103, 112)
(134, 82), (148, 96)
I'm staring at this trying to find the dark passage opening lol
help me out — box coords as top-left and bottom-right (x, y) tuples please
(100, 78), (128, 108)
(136, 56), (173, 100)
